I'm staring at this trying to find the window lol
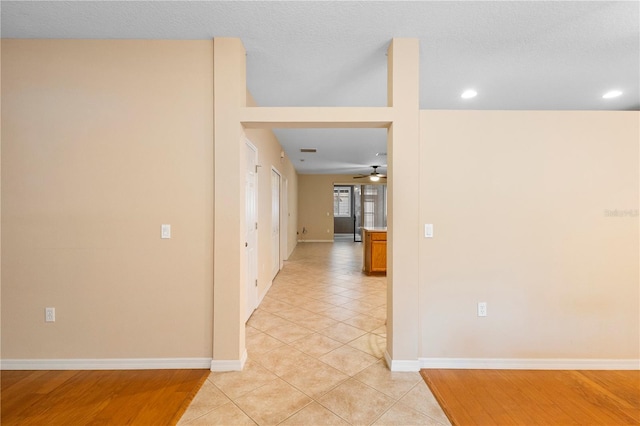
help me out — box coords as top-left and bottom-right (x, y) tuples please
(362, 185), (387, 228)
(333, 186), (351, 217)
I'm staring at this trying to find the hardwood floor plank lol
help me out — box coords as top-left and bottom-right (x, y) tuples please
(130, 370), (206, 424)
(1, 371), (84, 422)
(442, 372), (489, 426)
(1, 369), (208, 426)
(0, 371), (39, 391)
(1, 370), (48, 396)
(554, 370), (635, 425)
(421, 369), (640, 426)
(580, 370), (640, 409)
(480, 371), (537, 425)
(545, 371), (623, 425)
(568, 371), (637, 422)
(422, 370), (496, 425)
(467, 371), (519, 425)
(501, 371), (578, 426)
(12, 371), (121, 426)
(34, 370), (79, 394)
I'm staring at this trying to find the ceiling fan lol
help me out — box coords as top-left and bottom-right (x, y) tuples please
(354, 165), (387, 182)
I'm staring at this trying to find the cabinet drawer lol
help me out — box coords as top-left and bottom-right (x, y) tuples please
(370, 232), (386, 241)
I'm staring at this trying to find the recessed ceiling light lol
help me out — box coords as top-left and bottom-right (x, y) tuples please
(602, 90), (622, 99)
(461, 89), (477, 99)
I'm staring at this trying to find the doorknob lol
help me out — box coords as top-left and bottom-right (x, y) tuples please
(245, 242), (248, 247)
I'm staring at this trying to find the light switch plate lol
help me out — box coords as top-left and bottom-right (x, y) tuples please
(161, 224), (171, 239)
(424, 224), (434, 238)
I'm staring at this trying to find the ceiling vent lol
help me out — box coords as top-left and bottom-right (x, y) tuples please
(300, 148), (317, 153)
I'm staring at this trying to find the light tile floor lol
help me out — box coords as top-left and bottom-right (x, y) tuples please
(179, 242), (450, 426)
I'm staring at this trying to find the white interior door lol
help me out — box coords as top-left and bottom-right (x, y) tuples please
(245, 141), (258, 322)
(281, 177), (288, 263)
(271, 168), (281, 279)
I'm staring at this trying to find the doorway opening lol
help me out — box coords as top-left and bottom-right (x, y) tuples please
(333, 185), (356, 242)
(241, 125), (395, 371)
(333, 184), (387, 243)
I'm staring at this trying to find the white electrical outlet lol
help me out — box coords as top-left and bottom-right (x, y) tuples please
(477, 302), (487, 317)
(45, 307), (55, 322)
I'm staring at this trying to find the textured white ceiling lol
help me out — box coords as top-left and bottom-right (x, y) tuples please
(3, 1), (638, 174)
(273, 128), (388, 175)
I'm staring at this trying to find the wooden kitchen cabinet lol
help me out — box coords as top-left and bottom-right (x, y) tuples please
(363, 228), (387, 275)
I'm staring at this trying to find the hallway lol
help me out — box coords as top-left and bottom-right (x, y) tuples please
(179, 241), (450, 425)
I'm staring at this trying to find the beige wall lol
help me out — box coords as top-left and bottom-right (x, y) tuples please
(1, 39), (297, 362)
(297, 174), (364, 241)
(3, 38), (636, 366)
(1, 40), (215, 359)
(419, 110), (639, 359)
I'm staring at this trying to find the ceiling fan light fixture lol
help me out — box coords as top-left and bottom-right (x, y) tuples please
(354, 166), (386, 181)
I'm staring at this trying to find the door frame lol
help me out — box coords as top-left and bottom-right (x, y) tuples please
(280, 176), (288, 263)
(270, 167), (282, 279)
(212, 38), (420, 372)
(244, 139), (259, 322)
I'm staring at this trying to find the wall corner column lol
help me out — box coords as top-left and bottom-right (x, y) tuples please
(212, 38), (247, 370)
(386, 38), (421, 371)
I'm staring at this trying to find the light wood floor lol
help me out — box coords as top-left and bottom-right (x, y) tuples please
(421, 369), (640, 426)
(1, 369), (208, 426)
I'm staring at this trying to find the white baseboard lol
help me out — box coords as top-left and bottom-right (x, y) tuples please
(0, 357), (212, 370)
(297, 240), (334, 243)
(210, 349), (247, 372)
(419, 357), (640, 370)
(384, 350), (420, 372)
